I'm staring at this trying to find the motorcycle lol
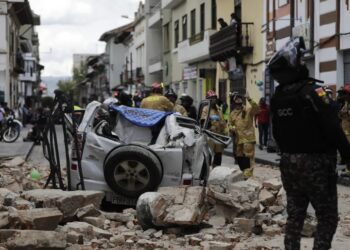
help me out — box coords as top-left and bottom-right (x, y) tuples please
(0, 115), (22, 143)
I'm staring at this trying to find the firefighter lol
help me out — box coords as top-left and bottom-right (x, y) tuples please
(140, 82), (174, 112)
(164, 88), (187, 116)
(200, 90), (227, 167)
(228, 93), (259, 176)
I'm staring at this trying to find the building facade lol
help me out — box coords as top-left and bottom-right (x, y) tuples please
(0, 0), (40, 108)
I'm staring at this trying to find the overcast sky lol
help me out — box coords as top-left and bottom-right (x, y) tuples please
(30, 0), (142, 77)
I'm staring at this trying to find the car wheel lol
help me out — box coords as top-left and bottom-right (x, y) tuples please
(104, 145), (163, 198)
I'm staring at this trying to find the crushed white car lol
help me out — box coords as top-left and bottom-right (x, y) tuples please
(69, 101), (230, 205)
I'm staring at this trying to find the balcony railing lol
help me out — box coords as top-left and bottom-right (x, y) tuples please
(14, 52), (25, 74)
(209, 22), (254, 62)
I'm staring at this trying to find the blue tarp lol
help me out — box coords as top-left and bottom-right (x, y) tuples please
(110, 105), (173, 127)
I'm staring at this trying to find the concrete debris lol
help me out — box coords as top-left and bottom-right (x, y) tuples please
(263, 178), (283, 191)
(0, 229), (66, 249)
(0, 157), (25, 168)
(301, 217), (317, 237)
(2, 157), (349, 249)
(136, 186), (206, 229)
(21, 189), (104, 221)
(9, 207), (63, 230)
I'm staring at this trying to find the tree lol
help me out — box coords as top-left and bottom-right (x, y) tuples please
(57, 79), (75, 97)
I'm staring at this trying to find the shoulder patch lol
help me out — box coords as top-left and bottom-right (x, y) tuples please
(315, 87), (326, 97)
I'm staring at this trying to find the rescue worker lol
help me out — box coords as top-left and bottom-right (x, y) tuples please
(268, 36), (350, 250)
(164, 88), (187, 116)
(200, 90), (227, 167)
(140, 82), (174, 112)
(228, 93), (259, 176)
(180, 94), (197, 119)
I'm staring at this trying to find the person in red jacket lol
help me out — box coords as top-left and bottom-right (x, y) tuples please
(255, 97), (270, 150)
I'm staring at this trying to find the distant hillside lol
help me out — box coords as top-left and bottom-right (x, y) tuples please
(42, 76), (71, 96)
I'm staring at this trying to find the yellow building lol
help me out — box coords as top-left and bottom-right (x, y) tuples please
(211, 0), (265, 105)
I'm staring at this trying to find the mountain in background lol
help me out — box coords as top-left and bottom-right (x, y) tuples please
(41, 76), (71, 96)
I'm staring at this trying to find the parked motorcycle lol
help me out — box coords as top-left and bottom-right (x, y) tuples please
(0, 115), (22, 143)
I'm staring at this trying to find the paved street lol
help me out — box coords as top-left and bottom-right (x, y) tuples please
(0, 126), (32, 159)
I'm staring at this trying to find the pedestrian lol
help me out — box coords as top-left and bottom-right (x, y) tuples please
(268, 36), (350, 250)
(180, 94), (197, 120)
(164, 88), (187, 116)
(200, 90), (227, 167)
(255, 97), (270, 150)
(140, 82), (174, 112)
(228, 93), (259, 177)
(217, 18), (228, 30)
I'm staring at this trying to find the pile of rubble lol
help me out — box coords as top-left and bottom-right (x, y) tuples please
(1, 157), (348, 249)
(0, 157), (51, 192)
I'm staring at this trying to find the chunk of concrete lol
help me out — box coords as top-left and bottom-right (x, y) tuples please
(21, 189), (104, 222)
(75, 204), (101, 219)
(1, 157), (25, 168)
(259, 189), (276, 207)
(263, 178), (282, 191)
(12, 208), (63, 230)
(233, 218), (256, 233)
(0, 229), (66, 249)
(208, 166), (244, 193)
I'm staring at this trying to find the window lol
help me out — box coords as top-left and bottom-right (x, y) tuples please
(211, 0), (217, 29)
(182, 15), (187, 41)
(191, 9), (196, 37)
(200, 3), (205, 32)
(163, 23), (170, 52)
(174, 20), (179, 48)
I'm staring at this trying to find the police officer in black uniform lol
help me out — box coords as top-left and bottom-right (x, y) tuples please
(268, 37), (350, 250)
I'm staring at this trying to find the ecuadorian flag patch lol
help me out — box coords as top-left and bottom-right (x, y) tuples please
(315, 87), (326, 97)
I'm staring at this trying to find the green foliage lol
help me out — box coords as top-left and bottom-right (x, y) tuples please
(57, 79), (75, 96)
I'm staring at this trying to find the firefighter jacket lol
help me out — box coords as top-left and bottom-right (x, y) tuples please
(229, 99), (259, 144)
(140, 94), (174, 112)
(174, 104), (188, 116)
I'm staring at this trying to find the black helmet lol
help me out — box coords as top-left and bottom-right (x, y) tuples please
(268, 37), (309, 85)
(165, 88), (178, 99)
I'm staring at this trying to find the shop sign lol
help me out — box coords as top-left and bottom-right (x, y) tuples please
(183, 66), (197, 80)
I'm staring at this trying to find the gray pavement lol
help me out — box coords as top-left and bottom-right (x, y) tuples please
(0, 126), (33, 159)
(223, 143), (280, 166)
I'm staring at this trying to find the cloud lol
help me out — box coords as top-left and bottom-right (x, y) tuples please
(29, 0), (142, 77)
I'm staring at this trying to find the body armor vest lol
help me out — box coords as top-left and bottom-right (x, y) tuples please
(271, 82), (336, 154)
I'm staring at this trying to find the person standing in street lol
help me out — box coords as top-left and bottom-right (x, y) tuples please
(268, 37), (350, 250)
(255, 97), (270, 150)
(164, 88), (187, 116)
(140, 82), (174, 112)
(228, 93), (259, 177)
(200, 90), (227, 167)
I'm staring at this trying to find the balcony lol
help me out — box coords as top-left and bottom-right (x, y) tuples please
(178, 30), (216, 64)
(149, 56), (162, 73)
(14, 53), (25, 74)
(148, 2), (162, 28)
(161, 0), (185, 9)
(209, 23), (254, 62)
(19, 72), (37, 82)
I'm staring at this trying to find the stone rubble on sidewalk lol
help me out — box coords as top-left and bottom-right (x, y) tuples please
(0, 156), (329, 249)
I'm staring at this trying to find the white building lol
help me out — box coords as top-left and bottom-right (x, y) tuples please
(0, 0), (37, 107)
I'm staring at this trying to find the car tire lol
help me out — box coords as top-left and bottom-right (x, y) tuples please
(104, 145), (163, 198)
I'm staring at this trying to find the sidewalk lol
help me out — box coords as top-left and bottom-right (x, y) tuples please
(0, 126), (34, 159)
(223, 143), (280, 166)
